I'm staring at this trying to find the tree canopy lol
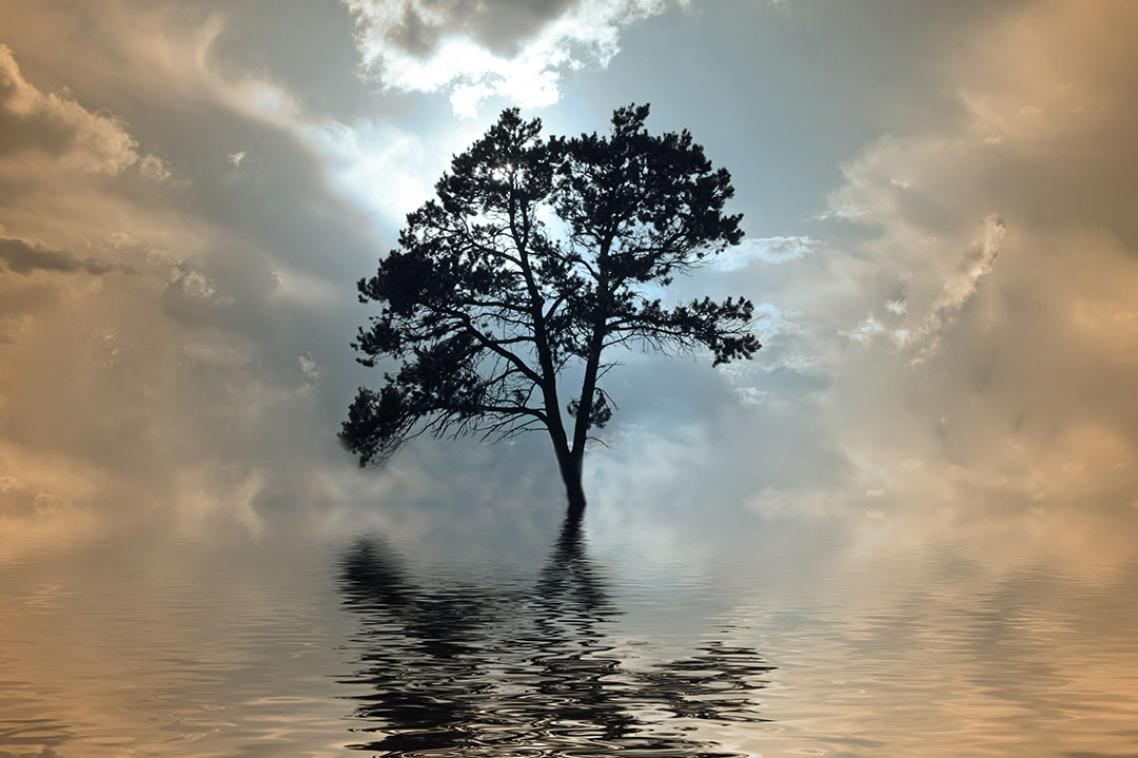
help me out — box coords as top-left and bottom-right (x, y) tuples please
(342, 104), (759, 512)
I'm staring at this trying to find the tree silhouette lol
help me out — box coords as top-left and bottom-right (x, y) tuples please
(342, 104), (759, 513)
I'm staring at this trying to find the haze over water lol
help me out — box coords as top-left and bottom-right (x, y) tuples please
(2, 502), (1135, 757)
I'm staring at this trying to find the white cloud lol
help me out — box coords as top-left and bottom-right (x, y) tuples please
(138, 154), (171, 182)
(232, 78), (472, 226)
(168, 265), (218, 300)
(300, 118), (441, 225)
(715, 235), (818, 270)
(753, 301), (790, 342)
(298, 352), (320, 384)
(841, 315), (885, 343)
(884, 298), (907, 316)
(343, 0), (670, 117)
(843, 215), (1005, 358)
(906, 214), (1004, 362)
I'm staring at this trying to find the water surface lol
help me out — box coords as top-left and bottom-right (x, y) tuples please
(1, 506), (1135, 756)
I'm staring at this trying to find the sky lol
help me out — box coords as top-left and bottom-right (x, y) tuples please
(1, 0), (1136, 566)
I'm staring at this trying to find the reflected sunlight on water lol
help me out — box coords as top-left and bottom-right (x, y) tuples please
(0, 508), (1136, 756)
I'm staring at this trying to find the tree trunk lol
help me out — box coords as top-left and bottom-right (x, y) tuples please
(556, 449), (587, 518)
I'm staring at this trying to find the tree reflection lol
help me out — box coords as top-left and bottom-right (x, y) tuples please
(336, 512), (774, 755)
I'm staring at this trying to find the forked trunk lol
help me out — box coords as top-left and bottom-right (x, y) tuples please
(555, 449), (587, 518)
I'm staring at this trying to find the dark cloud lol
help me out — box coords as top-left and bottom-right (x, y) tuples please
(0, 237), (133, 276)
(370, 0), (580, 58)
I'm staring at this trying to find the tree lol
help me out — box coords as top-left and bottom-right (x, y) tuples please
(341, 104), (759, 515)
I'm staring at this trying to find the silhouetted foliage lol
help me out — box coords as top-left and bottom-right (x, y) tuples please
(342, 104), (759, 510)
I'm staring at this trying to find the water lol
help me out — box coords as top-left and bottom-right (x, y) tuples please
(1, 506), (1136, 756)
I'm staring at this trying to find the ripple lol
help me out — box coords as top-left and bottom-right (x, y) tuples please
(0, 513), (1135, 756)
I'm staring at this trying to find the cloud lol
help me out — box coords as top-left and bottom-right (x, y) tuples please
(357, 0), (580, 56)
(0, 43), (147, 175)
(167, 264), (219, 300)
(801, 0), (1138, 525)
(839, 216), (1006, 357)
(233, 76), (477, 226)
(0, 236), (133, 276)
(298, 352), (321, 384)
(343, 0), (670, 116)
(715, 236), (818, 270)
(137, 153), (171, 182)
(884, 298), (907, 316)
(905, 214), (1004, 361)
(839, 315), (882, 343)
(0, 0), (1134, 563)
(0, 16), (369, 546)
